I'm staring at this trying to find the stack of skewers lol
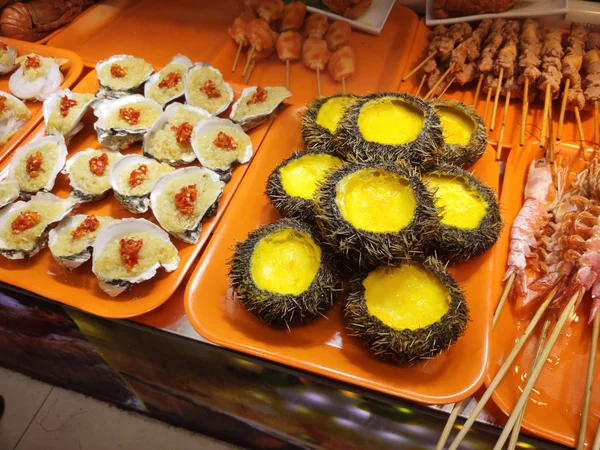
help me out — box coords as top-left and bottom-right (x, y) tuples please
(228, 0), (356, 95)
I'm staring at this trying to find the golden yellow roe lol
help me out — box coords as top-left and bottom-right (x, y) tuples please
(315, 96), (357, 133)
(425, 174), (487, 229)
(357, 98), (424, 145)
(250, 228), (321, 295)
(280, 154), (344, 200)
(437, 106), (474, 146)
(336, 168), (415, 233)
(364, 263), (450, 330)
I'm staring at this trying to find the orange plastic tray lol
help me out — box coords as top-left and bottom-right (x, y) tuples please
(48, 0), (249, 68)
(184, 104), (500, 404)
(0, 70), (274, 319)
(0, 38), (83, 163)
(490, 141), (599, 448)
(398, 19), (593, 149)
(210, 5), (419, 104)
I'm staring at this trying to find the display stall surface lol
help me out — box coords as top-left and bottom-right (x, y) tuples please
(0, 70), (274, 319)
(0, 38), (83, 163)
(491, 141), (600, 449)
(184, 103), (500, 405)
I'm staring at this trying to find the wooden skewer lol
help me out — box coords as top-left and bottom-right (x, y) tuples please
(232, 42), (243, 73)
(540, 84), (552, 148)
(507, 318), (552, 450)
(439, 76), (455, 98)
(242, 45), (255, 77)
(424, 63), (455, 101)
(436, 273), (513, 450)
(402, 51), (436, 82)
(492, 293), (581, 450)
(316, 68), (322, 97)
(496, 91), (511, 161)
(483, 88), (493, 124)
(341, 77), (346, 94)
(446, 287), (558, 450)
(557, 78), (570, 141)
(415, 74), (426, 97)
(593, 423), (600, 450)
(244, 61), (255, 84)
(473, 73), (483, 106)
(575, 107), (586, 144)
(490, 67), (504, 131)
(285, 59), (290, 90)
(520, 78), (529, 146)
(595, 100), (599, 149)
(548, 99), (555, 164)
(576, 314), (600, 450)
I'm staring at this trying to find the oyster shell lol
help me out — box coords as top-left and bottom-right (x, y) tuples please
(0, 91), (31, 147)
(150, 166), (224, 243)
(0, 192), (74, 259)
(9, 54), (63, 102)
(144, 54), (192, 105)
(43, 89), (95, 140)
(63, 148), (124, 203)
(184, 63), (233, 116)
(92, 218), (180, 297)
(143, 103), (210, 165)
(49, 214), (118, 270)
(96, 54), (154, 99)
(230, 86), (291, 131)
(93, 94), (162, 150)
(0, 180), (19, 209)
(0, 41), (18, 75)
(109, 154), (174, 213)
(191, 117), (253, 180)
(8, 135), (67, 198)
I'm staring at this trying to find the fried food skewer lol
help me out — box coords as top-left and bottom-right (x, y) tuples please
(518, 19), (543, 145)
(538, 28), (564, 147)
(328, 45), (355, 93)
(491, 20), (520, 131)
(276, 30), (302, 89)
(424, 63), (454, 100)
(302, 37), (331, 96)
(229, 13), (253, 73)
(472, 19), (507, 107)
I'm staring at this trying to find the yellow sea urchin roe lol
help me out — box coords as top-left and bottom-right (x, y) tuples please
(315, 96), (357, 133)
(0, 182), (18, 204)
(336, 168), (416, 232)
(99, 57), (153, 90)
(68, 150), (122, 195)
(94, 231), (178, 280)
(51, 216), (116, 257)
(364, 263), (450, 330)
(250, 228), (321, 295)
(116, 160), (174, 196)
(280, 154), (343, 200)
(0, 201), (67, 251)
(47, 93), (95, 135)
(193, 127), (250, 171)
(230, 87), (290, 122)
(424, 174), (487, 229)
(153, 171), (224, 233)
(147, 63), (188, 104)
(12, 143), (60, 192)
(437, 106), (474, 146)
(186, 67), (231, 114)
(357, 98), (424, 145)
(146, 108), (207, 162)
(105, 102), (161, 130)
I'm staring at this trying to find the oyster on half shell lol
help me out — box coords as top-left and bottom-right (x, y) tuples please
(92, 218), (180, 297)
(144, 54), (192, 105)
(184, 63), (233, 116)
(96, 54), (154, 99)
(0, 41), (17, 75)
(0, 180), (19, 209)
(230, 86), (291, 131)
(43, 89), (95, 140)
(9, 54), (63, 102)
(0, 91), (31, 147)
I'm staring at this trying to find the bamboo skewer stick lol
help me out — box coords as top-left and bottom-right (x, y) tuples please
(520, 78), (529, 146)
(446, 288), (558, 450)
(473, 73), (483, 106)
(595, 101), (599, 149)
(492, 293), (581, 450)
(557, 78), (571, 141)
(242, 45), (255, 77)
(548, 100), (555, 163)
(402, 52), (436, 82)
(232, 42), (243, 72)
(493, 273), (516, 327)
(483, 88), (493, 125)
(316, 68), (322, 97)
(575, 107), (586, 144)
(490, 68), (504, 131)
(415, 74), (426, 97)
(341, 77), (346, 94)
(496, 91), (511, 160)
(285, 59), (290, 90)
(576, 314), (600, 450)
(593, 423), (600, 450)
(424, 63), (455, 100)
(540, 84), (552, 148)
(439, 76), (455, 98)
(244, 61), (255, 84)
(507, 318), (552, 450)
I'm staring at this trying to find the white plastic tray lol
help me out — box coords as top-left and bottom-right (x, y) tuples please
(307, 0), (395, 35)
(425, 0), (568, 25)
